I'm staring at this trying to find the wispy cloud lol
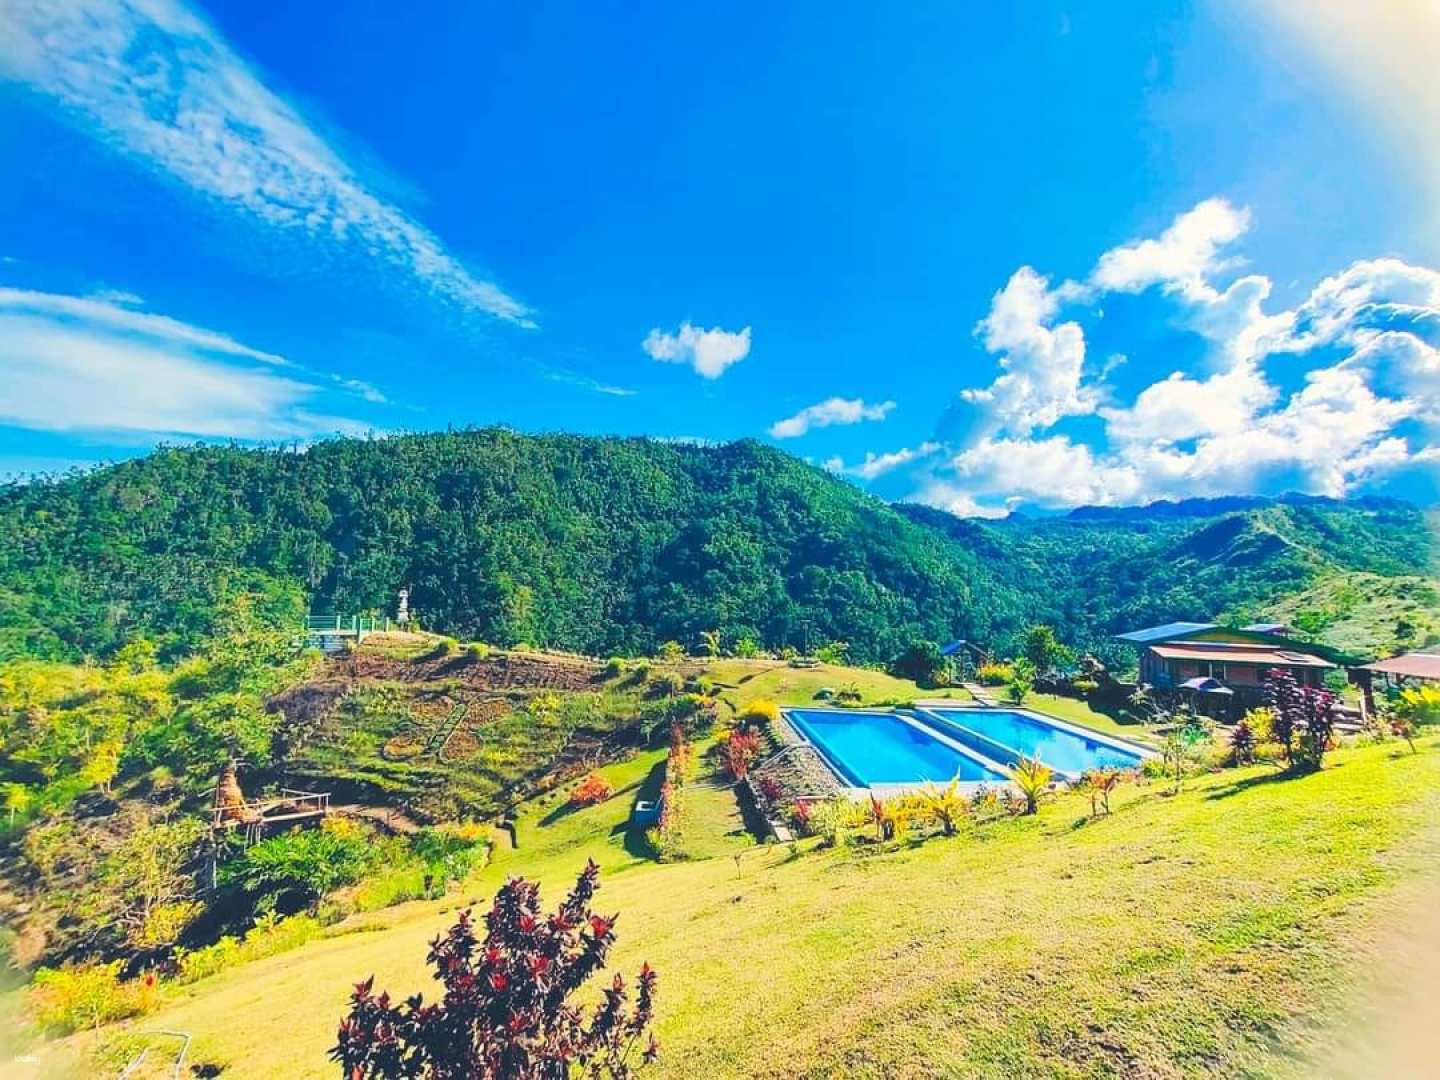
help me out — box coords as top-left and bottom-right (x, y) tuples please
(769, 397), (895, 439)
(643, 322), (752, 379)
(0, 288), (371, 440)
(0, 0), (530, 325)
(542, 367), (638, 397)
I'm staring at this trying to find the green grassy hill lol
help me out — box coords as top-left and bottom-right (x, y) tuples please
(26, 733), (1439, 1078)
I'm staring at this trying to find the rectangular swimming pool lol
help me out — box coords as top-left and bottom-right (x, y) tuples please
(917, 707), (1149, 777)
(785, 708), (1011, 788)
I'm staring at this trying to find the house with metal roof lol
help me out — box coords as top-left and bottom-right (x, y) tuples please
(1356, 651), (1440, 689)
(1114, 621), (1337, 706)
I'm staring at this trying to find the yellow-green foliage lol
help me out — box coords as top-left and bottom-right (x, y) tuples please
(1010, 755), (1054, 814)
(738, 698), (781, 727)
(1242, 706), (1277, 744)
(976, 661), (1014, 686)
(29, 961), (159, 1035)
(1395, 685), (1440, 727)
(175, 913), (325, 984)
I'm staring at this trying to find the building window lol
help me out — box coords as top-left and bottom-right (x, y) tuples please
(1200, 660), (1227, 681)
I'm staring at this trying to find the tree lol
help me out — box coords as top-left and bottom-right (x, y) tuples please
(1007, 657), (1037, 704)
(699, 630), (721, 658)
(814, 641), (848, 665)
(658, 640), (685, 663)
(1022, 625), (1072, 675)
(891, 641), (949, 689)
(4, 782), (32, 828)
(333, 860), (657, 1079)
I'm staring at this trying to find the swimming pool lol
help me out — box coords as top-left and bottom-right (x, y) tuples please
(785, 708), (1010, 788)
(916, 707), (1149, 777)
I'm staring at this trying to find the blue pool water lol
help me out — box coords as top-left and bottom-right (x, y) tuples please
(786, 709), (1009, 786)
(918, 708), (1146, 775)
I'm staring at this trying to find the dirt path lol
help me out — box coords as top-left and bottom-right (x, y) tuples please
(331, 804), (423, 835)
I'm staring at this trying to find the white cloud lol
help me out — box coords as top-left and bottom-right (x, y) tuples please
(831, 442), (941, 480)
(642, 322), (751, 379)
(0, 289), (368, 439)
(768, 397), (896, 440)
(0, 0), (529, 324)
(961, 267), (1092, 438)
(920, 199), (1439, 515)
(1091, 198), (1251, 294)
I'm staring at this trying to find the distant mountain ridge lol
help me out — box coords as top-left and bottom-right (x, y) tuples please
(1, 431), (1434, 664)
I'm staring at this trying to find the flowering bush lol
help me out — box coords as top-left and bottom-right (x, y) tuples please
(570, 772), (614, 808)
(738, 698), (781, 729)
(976, 662), (1013, 686)
(333, 860), (657, 1078)
(29, 962), (159, 1036)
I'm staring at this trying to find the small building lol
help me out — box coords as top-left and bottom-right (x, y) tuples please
(1355, 651), (1440, 692)
(1114, 622), (1337, 708)
(939, 640), (990, 678)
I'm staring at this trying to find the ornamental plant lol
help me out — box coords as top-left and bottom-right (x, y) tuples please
(920, 778), (968, 836)
(721, 730), (762, 781)
(333, 860), (657, 1079)
(1010, 755), (1052, 814)
(570, 772), (614, 808)
(1263, 669), (1337, 772)
(1229, 719), (1256, 765)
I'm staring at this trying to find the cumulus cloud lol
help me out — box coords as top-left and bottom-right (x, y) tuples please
(960, 268), (1092, 440)
(917, 198), (1439, 515)
(0, 0), (529, 324)
(642, 322), (752, 379)
(0, 288), (370, 439)
(768, 397), (896, 440)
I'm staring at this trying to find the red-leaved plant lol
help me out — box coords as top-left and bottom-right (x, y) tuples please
(570, 772), (614, 808)
(721, 730), (762, 781)
(332, 860), (657, 1078)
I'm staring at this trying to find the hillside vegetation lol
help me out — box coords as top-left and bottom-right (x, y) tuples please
(24, 732), (1440, 1078)
(2, 431), (1435, 666)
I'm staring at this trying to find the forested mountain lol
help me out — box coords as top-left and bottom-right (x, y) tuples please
(2, 430), (1435, 665)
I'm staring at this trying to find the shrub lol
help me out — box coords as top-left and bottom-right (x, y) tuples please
(1264, 669), (1337, 772)
(720, 730), (762, 781)
(733, 637), (760, 659)
(570, 773), (614, 808)
(778, 645), (799, 662)
(787, 800), (813, 835)
(218, 817), (390, 913)
(429, 636), (459, 658)
(807, 797), (852, 847)
(465, 641), (492, 660)
(658, 640), (685, 662)
(815, 641), (848, 665)
(1076, 768), (1122, 817)
(1072, 677), (1099, 694)
(920, 779), (968, 836)
(1007, 658), (1037, 704)
(835, 682), (863, 704)
(29, 962), (159, 1035)
(738, 698), (781, 729)
(976, 661), (1014, 686)
(1159, 717), (1211, 792)
(699, 629), (722, 658)
(1229, 720), (1256, 765)
(333, 862), (658, 1079)
(756, 776), (784, 804)
(647, 670), (685, 698)
(175, 912), (324, 984)
(1010, 755), (1053, 815)
(1241, 706), (1276, 745)
(602, 656), (629, 678)
(891, 641), (949, 688)
(1023, 625), (1074, 674)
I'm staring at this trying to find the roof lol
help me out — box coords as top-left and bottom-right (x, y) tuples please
(1179, 676), (1234, 694)
(1114, 621), (1217, 644)
(939, 640), (986, 657)
(1242, 622), (1288, 634)
(1358, 652), (1440, 680)
(1150, 643), (1335, 668)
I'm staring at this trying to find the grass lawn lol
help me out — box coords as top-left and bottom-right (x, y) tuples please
(705, 659), (970, 713)
(41, 734), (1440, 1078)
(1020, 691), (1160, 745)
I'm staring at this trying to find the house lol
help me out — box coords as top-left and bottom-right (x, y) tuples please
(1114, 622), (1337, 707)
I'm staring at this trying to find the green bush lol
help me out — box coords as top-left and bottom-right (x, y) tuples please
(218, 818), (394, 912)
(175, 912), (324, 984)
(976, 661), (1013, 686)
(29, 962), (159, 1035)
(465, 641), (492, 660)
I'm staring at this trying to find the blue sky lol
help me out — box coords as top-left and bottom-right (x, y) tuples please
(1, 1), (1437, 513)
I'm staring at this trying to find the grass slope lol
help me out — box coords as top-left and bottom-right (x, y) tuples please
(58, 736), (1440, 1078)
